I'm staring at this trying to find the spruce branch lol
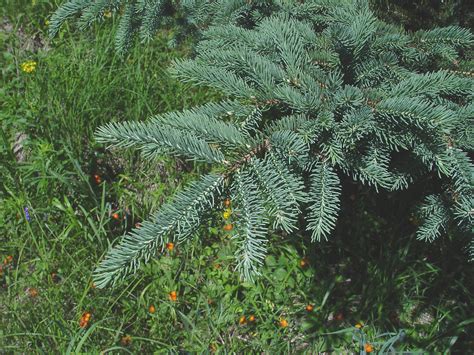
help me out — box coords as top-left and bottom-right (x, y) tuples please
(55, 0), (474, 284)
(150, 109), (250, 148)
(249, 157), (301, 233)
(376, 97), (457, 132)
(416, 26), (474, 47)
(139, 0), (165, 43)
(231, 169), (269, 281)
(416, 195), (449, 242)
(390, 71), (474, 99)
(95, 120), (226, 163)
(359, 146), (394, 191)
(171, 59), (258, 99)
(93, 173), (224, 288)
(115, 3), (138, 55)
(49, 0), (94, 38)
(306, 162), (341, 242)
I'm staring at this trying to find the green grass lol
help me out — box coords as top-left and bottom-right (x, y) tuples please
(1, 1), (473, 353)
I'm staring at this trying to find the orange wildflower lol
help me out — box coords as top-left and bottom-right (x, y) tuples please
(239, 315), (246, 325)
(3, 255), (13, 265)
(166, 242), (174, 251)
(148, 305), (156, 313)
(305, 304), (314, 312)
(224, 198), (231, 207)
(112, 213), (120, 220)
(79, 312), (91, 328)
(94, 174), (102, 184)
(169, 291), (177, 301)
(28, 287), (39, 298)
(299, 258), (308, 268)
(248, 314), (255, 322)
(223, 224), (233, 231)
(365, 343), (374, 353)
(279, 318), (288, 328)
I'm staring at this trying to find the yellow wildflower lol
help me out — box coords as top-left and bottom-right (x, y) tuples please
(20, 60), (37, 73)
(104, 11), (112, 18)
(223, 208), (232, 219)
